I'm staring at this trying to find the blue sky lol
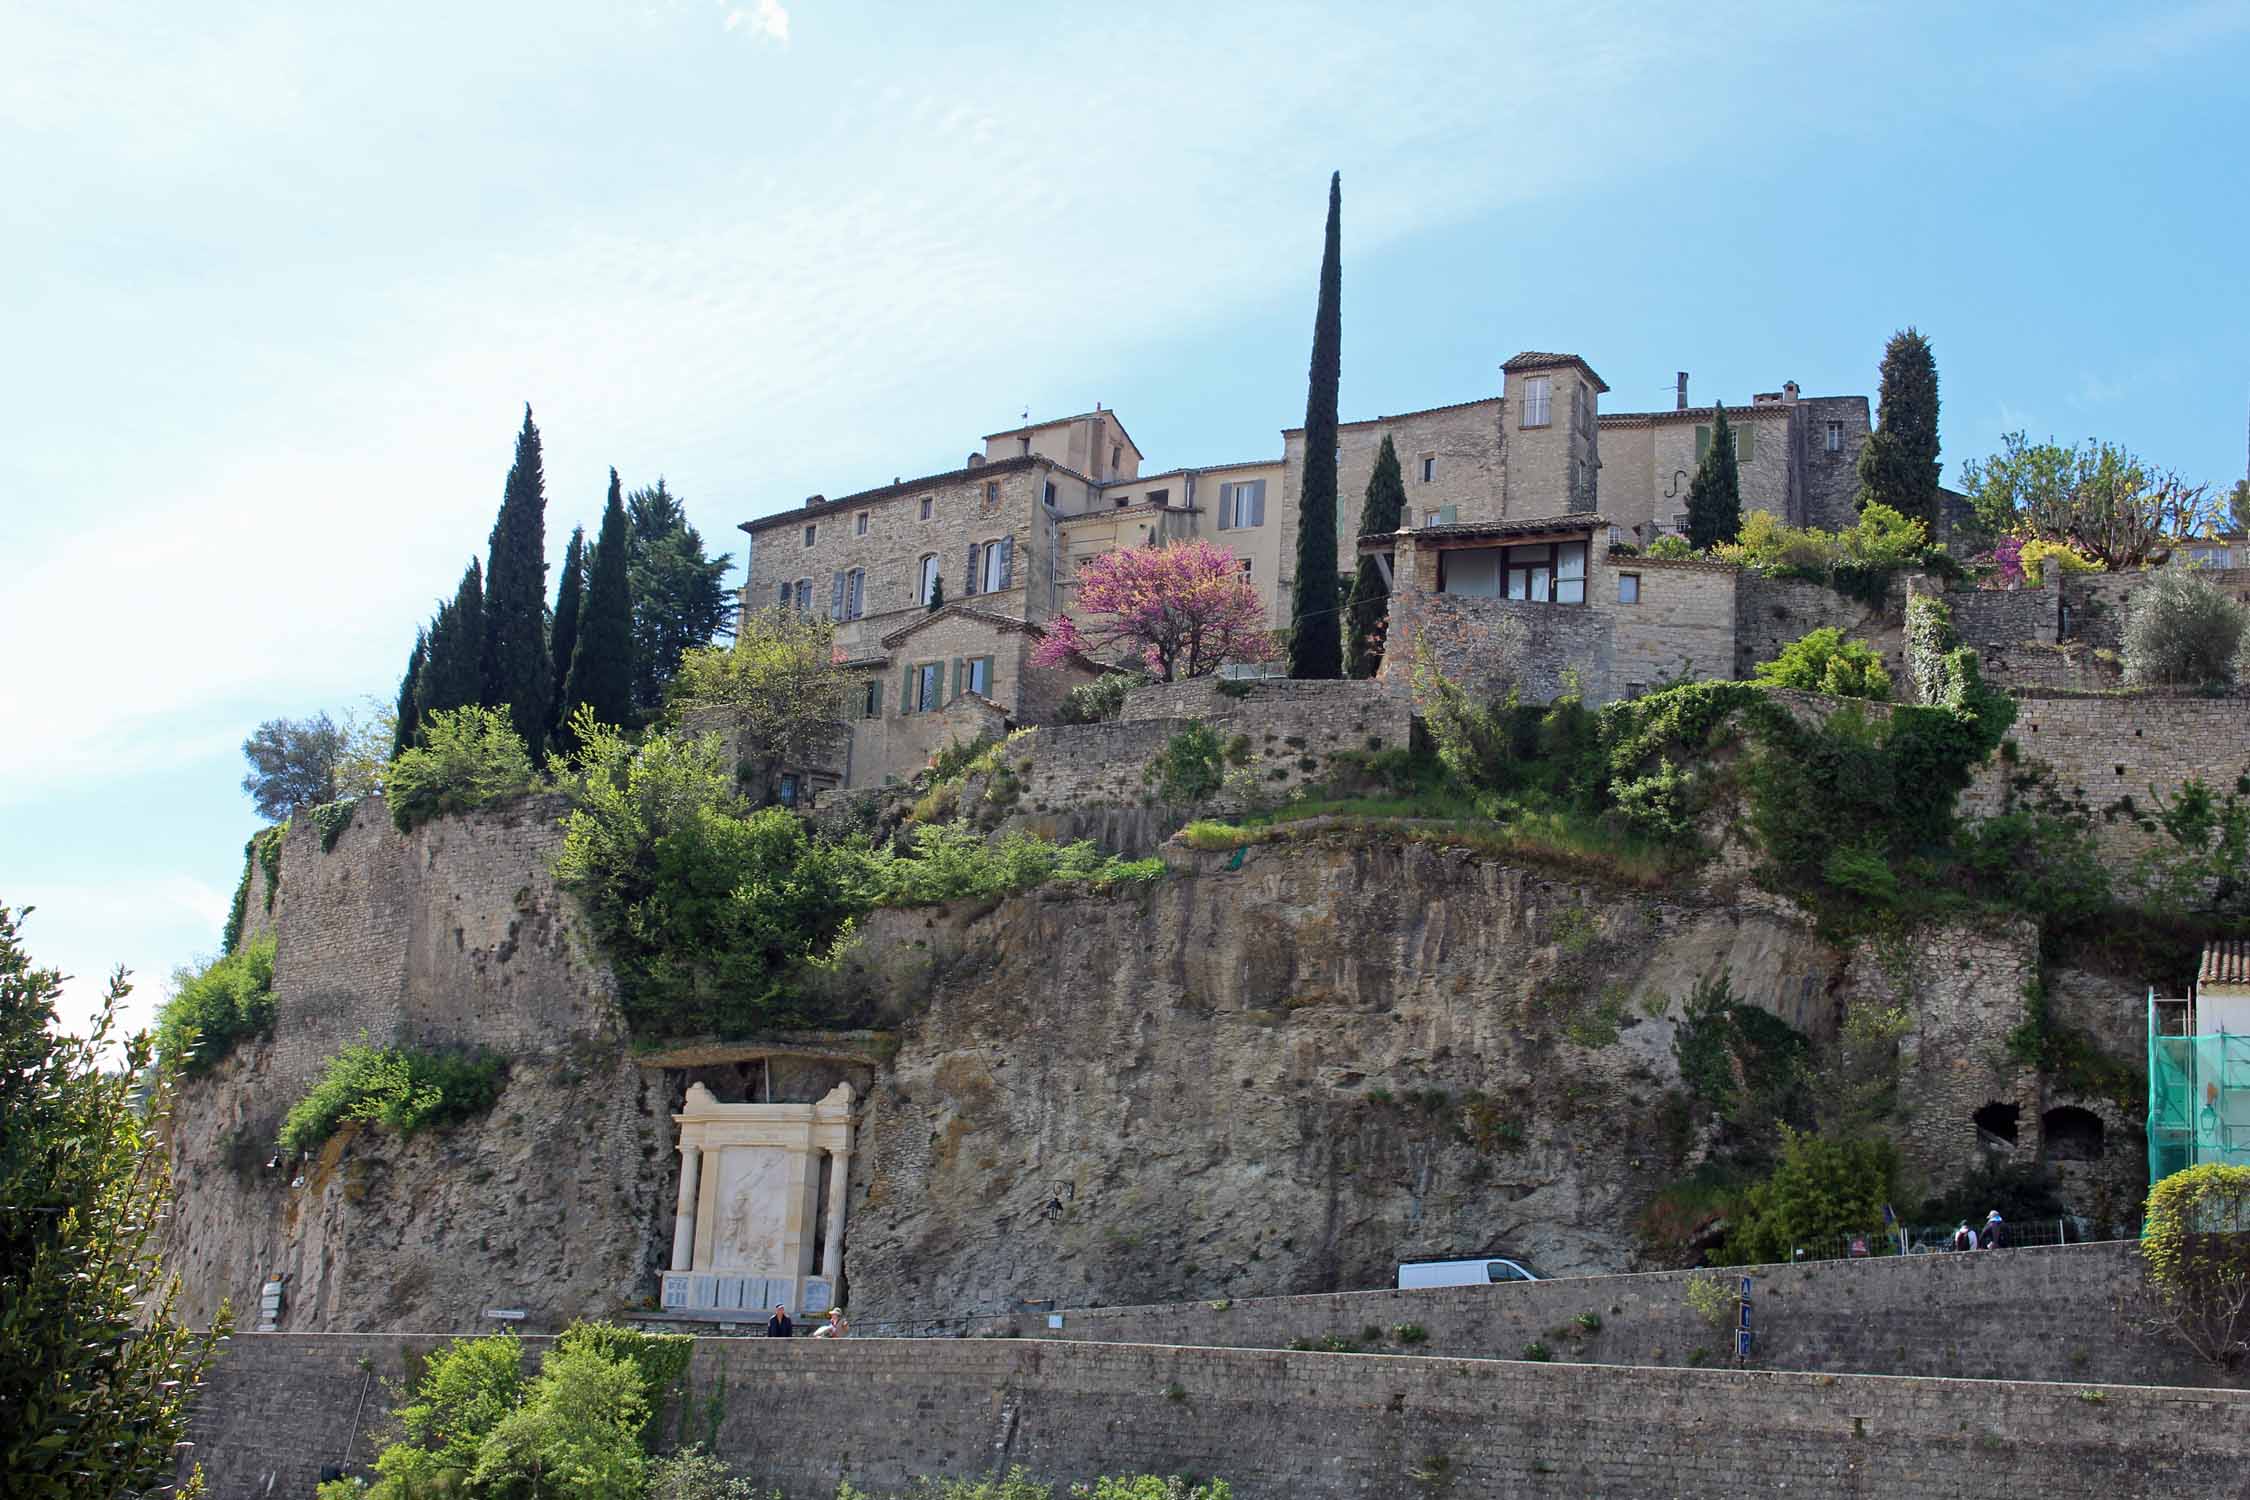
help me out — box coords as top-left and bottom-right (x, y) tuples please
(5, 1), (2247, 1036)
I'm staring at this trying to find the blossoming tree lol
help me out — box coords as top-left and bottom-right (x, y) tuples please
(1030, 539), (1278, 682)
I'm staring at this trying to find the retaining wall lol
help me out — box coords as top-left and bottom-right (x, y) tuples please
(185, 1329), (2250, 1500)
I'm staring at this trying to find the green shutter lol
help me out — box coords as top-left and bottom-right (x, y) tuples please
(1737, 424), (1754, 464)
(901, 664), (915, 714)
(868, 678), (882, 718)
(1696, 426), (1711, 460)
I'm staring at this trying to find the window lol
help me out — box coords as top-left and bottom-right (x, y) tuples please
(985, 481), (1000, 505)
(963, 656), (992, 696)
(1695, 424), (1755, 463)
(861, 680), (882, 719)
(778, 773), (800, 808)
(776, 582), (790, 610)
(920, 496), (934, 520)
(1109, 442), (1121, 474)
(1146, 488), (1169, 506)
(794, 578), (812, 612)
(1618, 572), (1641, 605)
(1420, 455), (1436, 483)
(830, 568), (864, 621)
(854, 510), (870, 537)
(972, 536), (1013, 595)
(1521, 376), (1551, 427)
(903, 661), (942, 713)
(1218, 480), (1266, 529)
(1238, 558), (1253, 578)
(1114, 494), (1131, 508)
(1042, 480), (1058, 506)
(917, 553), (939, 606)
(803, 523), (817, 548)
(1441, 541), (1587, 603)
(1825, 420), (1843, 453)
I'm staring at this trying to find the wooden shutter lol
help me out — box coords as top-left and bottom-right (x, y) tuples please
(965, 542), (981, 596)
(1696, 426), (1711, 461)
(998, 535), (1014, 588)
(831, 571), (845, 620)
(900, 664), (916, 714)
(1737, 425), (1754, 464)
(1248, 481), (1265, 526)
(1217, 484), (1232, 529)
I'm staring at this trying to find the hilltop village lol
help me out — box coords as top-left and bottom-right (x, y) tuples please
(138, 322), (2250, 1497)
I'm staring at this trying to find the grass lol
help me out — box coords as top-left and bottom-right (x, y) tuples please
(1179, 788), (1680, 891)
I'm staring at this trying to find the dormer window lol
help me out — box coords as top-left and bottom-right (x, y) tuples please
(1521, 376), (1551, 428)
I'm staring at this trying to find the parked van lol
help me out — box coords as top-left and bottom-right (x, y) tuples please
(1396, 1257), (1540, 1290)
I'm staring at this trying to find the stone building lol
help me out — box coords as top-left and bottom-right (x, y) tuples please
(738, 357), (1875, 788)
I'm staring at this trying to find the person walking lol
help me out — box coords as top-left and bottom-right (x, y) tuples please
(1950, 1221), (1977, 1252)
(765, 1303), (794, 1338)
(1982, 1210), (2004, 1250)
(812, 1307), (849, 1338)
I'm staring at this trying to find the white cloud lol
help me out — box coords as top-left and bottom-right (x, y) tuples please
(724, 0), (789, 42)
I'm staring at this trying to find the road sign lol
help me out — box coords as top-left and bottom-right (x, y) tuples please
(1735, 1328), (1753, 1359)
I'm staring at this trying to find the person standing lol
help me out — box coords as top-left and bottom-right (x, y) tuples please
(765, 1303), (794, 1338)
(812, 1307), (849, 1338)
(1982, 1210), (2005, 1249)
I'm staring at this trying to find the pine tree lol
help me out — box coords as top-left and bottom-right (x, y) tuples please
(627, 479), (736, 720)
(1289, 171), (1346, 680)
(1857, 327), (1942, 529)
(1686, 404), (1744, 551)
(416, 559), (486, 721)
(926, 574), (945, 613)
(1346, 434), (1406, 678)
(391, 630), (426, 758)
(559, 470), (636, 743)
(547, 525), (586, 747)
(480, 405), (553, 748)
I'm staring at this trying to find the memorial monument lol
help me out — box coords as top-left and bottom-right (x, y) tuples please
(661, 1080), (855, 1320)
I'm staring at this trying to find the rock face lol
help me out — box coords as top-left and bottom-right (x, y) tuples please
(164, 805), (2147, 1335)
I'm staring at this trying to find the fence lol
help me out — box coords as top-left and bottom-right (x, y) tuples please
(1798, 1217), (2088, 1264)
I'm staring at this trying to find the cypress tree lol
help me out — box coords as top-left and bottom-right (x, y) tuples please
(547, 525), (586, 746)
(560, 469), (636, 742)
(1289, 171), (1346, 680)
(416, 559), (486, 721)
(926, 574), (945, 613)
(1346, 434), (1406, 678)
(1857, 327), (1942, 529)
(1685, 404), (1744, 551)
(481, 405), (553, 747)
(627, 479), (736, 719)
(390, 630), (426, 758)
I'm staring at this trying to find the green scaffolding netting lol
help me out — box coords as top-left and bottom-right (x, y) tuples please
(2149, 993), (2250, 1185)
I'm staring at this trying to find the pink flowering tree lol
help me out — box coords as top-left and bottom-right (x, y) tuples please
(1031, 539), (1279, 682)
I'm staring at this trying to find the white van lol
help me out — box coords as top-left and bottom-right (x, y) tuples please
(1396, 1257), (1540, 1290)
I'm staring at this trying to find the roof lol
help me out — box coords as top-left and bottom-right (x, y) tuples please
(739, 456), (1044, 535)
(877, 602), (1048, 650)
(982, 409), (1145, 462)
(1599, 403), (1795, 430)
(1357, 514), (1610, 551)
(1501, 351), (1610, 393)
(1284, 396), (1502, 437)
(2201, 939), (2250, 987)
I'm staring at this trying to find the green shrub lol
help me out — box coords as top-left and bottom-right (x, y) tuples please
(850, 822), (1163, 907)
(277, 1043), (505, 1155)
(154, 937), (277, 1075)
(2122, 568), (2248, 688)
(1717, 1128), (1898, 1266)
(1716, 504), (1931, 601)
(387, 705), (537, 831)
(1645, 535), (1696, 560)
(1751, 627), (1892, 700)
(2140, 1163), (2250, 1368)
(1671, 972), (1807, 1146)
(1058, 672), (1146, 724)
(1145, 722), (1225, 803)
(369, 1331), (528, 1494)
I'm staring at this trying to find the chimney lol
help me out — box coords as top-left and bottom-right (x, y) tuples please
(1784, 380), (1800, 402)
(967, 452), (985, 469)
(1676, 372), (1689, 411)
(804, 494), (825, 508)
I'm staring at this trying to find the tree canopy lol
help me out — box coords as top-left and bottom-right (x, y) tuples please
(1961, 431), (2218, 567)
(1856, 328), (1942, 530)
(665, 608), (852, 796)
(1032, 539), (1277, 682)
(627, 480), (736, 723)
(240, 712), (348, 818)
(1288, 171), (1345, 680)
(0, 905), (224, 1496)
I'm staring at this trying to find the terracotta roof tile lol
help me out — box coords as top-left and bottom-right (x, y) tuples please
(2201, 939), (2250, 987)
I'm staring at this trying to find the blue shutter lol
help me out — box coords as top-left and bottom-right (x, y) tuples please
(998, 535), (1014, 588)
(965, 542), (981, 596)
(831, 571), (845, 621)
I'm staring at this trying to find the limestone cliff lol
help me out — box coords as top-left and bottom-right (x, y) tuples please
(164, 802), (2145, 1335)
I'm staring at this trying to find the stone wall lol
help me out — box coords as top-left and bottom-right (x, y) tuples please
(1608, 556), (1736, 692)
(1396, 589), (1613, 705)
(185, 1328), (2250, 1500)
(2062, 567), (2250, 652)
(1026, 1240), (2226, 1389)
(1796, 395), (1871, 531)
(1731, 572), (1902, 682)
(1963, 695), (2250, 856)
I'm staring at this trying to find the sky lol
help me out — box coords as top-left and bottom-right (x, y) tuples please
(4, 0), (2247, 1038)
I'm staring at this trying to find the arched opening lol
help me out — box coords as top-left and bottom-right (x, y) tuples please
(1973, 1101), (2020, 1145)
(2043, 1106), (2106, 1162)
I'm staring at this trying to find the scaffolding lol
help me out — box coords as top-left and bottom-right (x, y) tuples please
(2148, 990), (2250, 1185)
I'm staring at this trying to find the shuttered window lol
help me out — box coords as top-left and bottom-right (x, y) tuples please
(1218, 480), (1266, 529)
(1521, 376), (1551, 427)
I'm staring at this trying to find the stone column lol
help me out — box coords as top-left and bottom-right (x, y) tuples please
(670, 1136), (703, 1272)
(821, 1146), (849, 1287)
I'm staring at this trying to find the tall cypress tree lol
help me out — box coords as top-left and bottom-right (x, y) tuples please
(1685, 405), (1744, 551)
(547, 525), (587, 747)
(1289, 171), (1345, 680)
(559, 470), (636, 743)
(390, 631), (426, 758)
(1346, 434), (1406, 679)
(416, 559), (486, 721)
(481, 405), (552, 748)
(627, 479), (736, 720)
(1856, 327), (1942, 529)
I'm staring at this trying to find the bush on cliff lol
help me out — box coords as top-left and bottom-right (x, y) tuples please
(154, 934), (277, 1075)
(2142, 1163), (2250, 1369)
(386, 704), (538, 831)
(277, 1042), (506, 1155)
(1750, 627), (1892, 700)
